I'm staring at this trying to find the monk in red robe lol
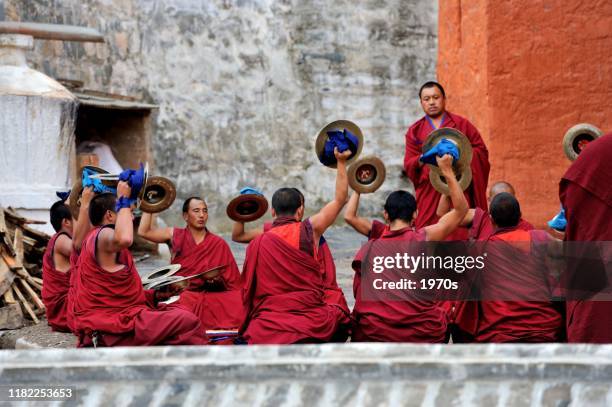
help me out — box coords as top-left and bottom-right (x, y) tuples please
(560, 133), (612, 343)
(65, 186), (96, 335)
(469, 192), (563, 342)
(350, 154), (468, 342)
(42, 201), (74, 332)
(433, 180), (535, 341)
(139, 197), (244, 331)
(403, 81), (490, 240)
(73, 185), (207, 347)
(232, 189), (350, 315)
(240, 148), (352, 344)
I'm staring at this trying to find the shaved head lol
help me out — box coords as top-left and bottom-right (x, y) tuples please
(488, 181), (516, 202)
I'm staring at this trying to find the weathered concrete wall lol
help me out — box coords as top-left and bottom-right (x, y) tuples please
(4, 0), (438, 230)
(438, 1), (612, 228)
(1, 344), (612, 406)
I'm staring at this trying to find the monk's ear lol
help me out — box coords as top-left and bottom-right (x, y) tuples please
(271, 208), (277, 218)
(383, 210), (390, 224)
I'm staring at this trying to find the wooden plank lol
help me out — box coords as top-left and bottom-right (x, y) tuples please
(3, 207), (46, 225)
(12, 284), (39, 323)
(3, 286), (16, 304)
(0, 259), (15, 297)
(0, 246), (19, 270)
(19, 278), (43, 311)
(0, 303), (25, 330)
(13, 228), (24, 265)
(0, 22), (105, 43)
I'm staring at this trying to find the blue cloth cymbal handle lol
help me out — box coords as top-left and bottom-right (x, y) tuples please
(419, 138), (460, 166)
(319, 128), (360, 166)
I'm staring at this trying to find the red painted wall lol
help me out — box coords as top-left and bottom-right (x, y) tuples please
(438, 1), (612, 227)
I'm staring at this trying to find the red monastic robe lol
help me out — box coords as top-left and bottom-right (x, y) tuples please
(403, 111), (490, 240)
(42, 232), (71, 332)
(73, 226), (207, 347)
(560, 133), (612, 343)
(171, 228), (245, 331)
(351, 226), (448, 342)
(241, 218), (349, 344)
(475, 228), (563, 342)
(263, 222), (349, 314)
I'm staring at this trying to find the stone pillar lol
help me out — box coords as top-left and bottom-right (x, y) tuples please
(0, 33), (77, 232)
(438, 1), (612, 227)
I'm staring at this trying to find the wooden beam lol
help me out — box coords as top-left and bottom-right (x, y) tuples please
(2, 284), (16, 304)
(13, 228), (24, 265)
(0, 22), (105, 43)
(0, 259), (15, 297)
(18, 279), (44, 311)
(12, 284), (39, 323)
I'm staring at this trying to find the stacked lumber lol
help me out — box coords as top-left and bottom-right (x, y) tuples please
(0, 207), (48, 329)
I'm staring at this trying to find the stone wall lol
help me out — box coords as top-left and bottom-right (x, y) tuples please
(4, 0), (438, 230)
(438, 1), (612, 228)
(1, 343), (611, 405)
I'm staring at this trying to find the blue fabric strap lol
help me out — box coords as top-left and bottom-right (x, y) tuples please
(56, 190), (71, 201)
(419, 138), (460, 166)
(319, 128), (359, 166)
(115, 196), (135, 212)
(118, 163), (146, 200)
(82, 168), (116, 195)
(240, 187), (263, 196)
(547, 206), (567, 232)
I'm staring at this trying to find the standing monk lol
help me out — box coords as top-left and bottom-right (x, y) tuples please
(138, 197), (244, 331)
(351, 155), (468, 342)
(560, 133), (612, 343)
(232, 188), (349, 316)
(42, 201), (74, 332)
(73, 185), (207, 347)
(403, 81), (490, 237)
(240, 148), (352, 344)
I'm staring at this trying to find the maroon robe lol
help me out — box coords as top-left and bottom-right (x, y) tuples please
(454, 208), (536, 340)
(42, 232), (71, 332)
(351, 226), (448, 342)
(170, 228), (245, 331)
(403, 111), (490, 240)
(263, 222), (349, 314)
(241, 218), (348, 344)
(475, 228), (563, 342)
(560, 133), (612, 343)
(73, 226), (207, 347)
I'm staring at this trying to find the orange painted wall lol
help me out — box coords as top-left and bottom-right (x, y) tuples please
(438, 1), (612, 227)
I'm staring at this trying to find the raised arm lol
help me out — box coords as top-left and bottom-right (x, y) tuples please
(99, 181), (134, 252)
(424, 155), (468, 241)
(343, 192), (373, 236)
(138, 211), (173, 244)
(437, 193), (475, 227)
(231, 222), (263, 243)
(72, 186), (94, 251)
(310, 148), (351, 240)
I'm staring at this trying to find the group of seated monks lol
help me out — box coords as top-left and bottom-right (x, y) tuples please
(40, 131), (612, 346)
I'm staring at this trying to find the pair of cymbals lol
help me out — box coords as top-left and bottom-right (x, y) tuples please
(563, 123), (603, 161)
(422, 128), (473, 195)
(69, 164), (176, 219)
(142, 264), (226, 291)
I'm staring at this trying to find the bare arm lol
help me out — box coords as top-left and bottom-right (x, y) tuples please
(438, 194), (475, 227)
(137, 212), (173, 244)
(231, 222), (263, 243)
(343, 192), (373, 236)
(54, 233), (72, 258)
(424, 155), (468, 241)
(310, 148), (351, 239)
(99, 181), (134, 252)
(72, 186), (94, 251)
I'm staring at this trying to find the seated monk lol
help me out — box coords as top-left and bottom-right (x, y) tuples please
(435, 180), (535, 341)
(350, 154), (468, 342)
(468, 192), (563, 342)
(42, 201), (74, 332)
(65, 186), (96, 334)
(232, 188), (350, 316)
(138, 197), (244, 331)
(240, 148), (352, 344)
(73, 184), (207, 347)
